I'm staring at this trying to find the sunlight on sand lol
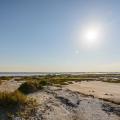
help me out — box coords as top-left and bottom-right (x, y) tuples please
(65, 81), (120, 104)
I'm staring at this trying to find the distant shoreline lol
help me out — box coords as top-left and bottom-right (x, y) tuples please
(0, 72), (120, 77)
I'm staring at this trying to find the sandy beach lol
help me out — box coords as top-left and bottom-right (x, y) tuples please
(0, 79), (119, 120)
(65, 81), (120, 104)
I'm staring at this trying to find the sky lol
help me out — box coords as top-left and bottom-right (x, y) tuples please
(0, 0), (120, 72)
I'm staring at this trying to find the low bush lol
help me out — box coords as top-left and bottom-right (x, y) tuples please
(0, 76), (13, 81)
(39, 80), (49, 86)
(18, 80), (43, 94)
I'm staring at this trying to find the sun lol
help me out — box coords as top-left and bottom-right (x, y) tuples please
(76, 23), (103, 49)
(82, 26), (101, 48)
(85, 29), (98, 41)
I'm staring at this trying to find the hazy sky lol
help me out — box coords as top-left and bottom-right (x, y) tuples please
(0, 0), (120, 72)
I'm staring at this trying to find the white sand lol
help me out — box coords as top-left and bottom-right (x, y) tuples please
(65, 81), (120, 104)
(27, 86), (120, 120)
(0, 79), (24, 92)
(0, 80), (119, 120)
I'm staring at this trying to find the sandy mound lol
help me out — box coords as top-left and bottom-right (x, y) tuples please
(25, 86), (120, 120)
(0, 79), (24, 92)
(0, 80), (119, 120)
(65, 81), (120, 104)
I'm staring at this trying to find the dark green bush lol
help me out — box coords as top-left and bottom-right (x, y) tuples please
(39, 80), (49, 86)
(18, 80), (42, 94)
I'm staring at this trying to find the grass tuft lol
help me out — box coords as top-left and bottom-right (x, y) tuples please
(0, 91), (27, 109)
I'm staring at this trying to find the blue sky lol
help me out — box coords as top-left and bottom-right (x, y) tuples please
(0, 0), (120, 72)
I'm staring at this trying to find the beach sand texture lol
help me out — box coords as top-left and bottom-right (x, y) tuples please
(65, 81), (120, 104)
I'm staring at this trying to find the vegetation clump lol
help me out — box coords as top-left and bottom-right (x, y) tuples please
(18, 80), (49, 94)
(18, 81), (41, 94)
(0, 90), (37, 119)
(0, 76), (13, 81)
(39, 80), (49, 86)
(0, 90), (27, 109)
(0, 80), (2, 85)
(103, 79), (120, 83)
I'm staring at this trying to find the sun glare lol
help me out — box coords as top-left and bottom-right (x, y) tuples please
(85, 29), (99, 41)
(80, 25), (102, 49)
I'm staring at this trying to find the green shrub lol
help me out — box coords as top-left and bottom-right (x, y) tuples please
(39, 80), (49, 86)
(0, 80), (2, 85)
(18, 80), (42, 94)
(0, 76), (13, 81)
(0, 91), (27, 109)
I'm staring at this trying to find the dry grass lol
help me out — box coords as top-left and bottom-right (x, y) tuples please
(0, 91), (26, 108)
(0, 90), (27, 109)
(0, 90), (38, 119)
(7, 98), (38, 119)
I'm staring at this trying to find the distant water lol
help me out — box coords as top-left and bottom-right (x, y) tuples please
(0, 72), (120, 77)
(0, 72), (51, 76)
(0, 72), (80, 76)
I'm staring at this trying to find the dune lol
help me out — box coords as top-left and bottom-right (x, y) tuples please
(65, 81), (120, 104)
(0, 79), (120, 120)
